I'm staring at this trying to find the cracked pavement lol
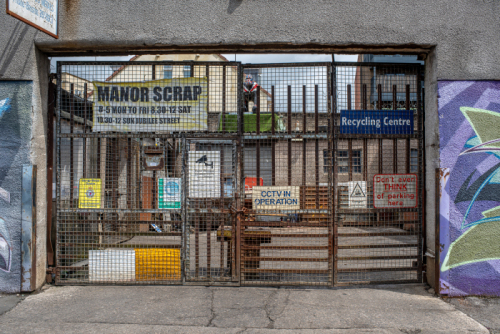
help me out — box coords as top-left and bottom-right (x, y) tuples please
(0, 284), (489, 333)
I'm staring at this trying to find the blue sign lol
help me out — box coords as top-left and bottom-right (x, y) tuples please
(340, 110), (414, 134)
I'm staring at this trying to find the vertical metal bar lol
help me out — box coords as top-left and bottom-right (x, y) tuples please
(328, 63), (334, 286)
(46, 82), (55, 268)
(332, 64), (338, 286)
(82, 84), (87, 178)
(220, 144), (225, 278)
(393, 85), (398, 173)
(271, 86), (276, 186)
(256, 86), (261, 184)
(348, 139), (353, 181)
(152, 64), (156, 80)
(362, 84), (367, 110)
(347, 84), (351, 110)
(55, 63), (61, 273)
(70, 83), (74, 134)
(416, 68), (423, 282)
(303, 85), (307, 133)
(406, 84), (411, 173)
(288, 85), (292, 186)
(181, 135), (187, 282)
(69, 83), (74, 207)
(221, 66), (226, 133)
(206, 65), (210, 117)
(302, 85), (307, 204)
(315, 85), (319, 209)
(127, 138), (132, 206)
(315, 85), (319, 133)
(378, 84), (383, 174)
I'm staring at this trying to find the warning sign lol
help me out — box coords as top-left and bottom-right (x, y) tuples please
(78, 179), (102, 208)
(373, 174), (417, 208)
(339, 181), (367, 208)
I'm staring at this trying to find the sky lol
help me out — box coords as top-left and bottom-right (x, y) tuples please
(50, 54), (358, 75)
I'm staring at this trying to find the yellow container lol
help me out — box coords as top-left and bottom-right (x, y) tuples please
(135, 248), (181, 281)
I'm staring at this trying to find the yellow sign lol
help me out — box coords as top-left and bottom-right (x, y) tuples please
(92, 77), (208, 132)
(78, 179), (102, 208)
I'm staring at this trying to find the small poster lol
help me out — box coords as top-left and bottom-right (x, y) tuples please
(373, 174), (417, 208)
(339, 181), (367, 208)
(78, 179), (102, 209)
(188, 151), (221, 198)
(158, 178), (181, 209)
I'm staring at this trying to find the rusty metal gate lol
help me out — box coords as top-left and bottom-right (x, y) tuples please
(54, 60), (423, 286)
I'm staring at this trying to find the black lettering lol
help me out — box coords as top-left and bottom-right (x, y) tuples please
(163, 87), (172, 101)
(130, 87), (140, 102)
(140, 87), (149, 102)
(110, 87), (119, 102)
(153, 87), (162, 102)
(193, 86), (202, 101)
(183, 86), (192, 101)
(120, 87), (129, 102)
(173, 86), (183, 101)
(97, 86), (110, 102)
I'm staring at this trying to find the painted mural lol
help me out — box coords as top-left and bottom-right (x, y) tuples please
(439, 81), (500, 296)
(0, 81), (32, 292)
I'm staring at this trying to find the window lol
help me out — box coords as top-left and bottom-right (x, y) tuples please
(323, 150), (331, 173)
(410, 149), (418, 173)
(164, 65), (172, 79)
(335, 150), (362, 174)
(337, 150), (348, 173)
(183, 65), (191, 78)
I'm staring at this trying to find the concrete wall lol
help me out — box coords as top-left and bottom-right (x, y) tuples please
(1, 0), (500, 292)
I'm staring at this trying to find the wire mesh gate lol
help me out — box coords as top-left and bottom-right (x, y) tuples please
(54, 60), (423, 286)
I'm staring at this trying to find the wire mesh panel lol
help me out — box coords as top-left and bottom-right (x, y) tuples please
(240, 63), (333, 286)
(333, 63), (423, 285)
(55, 61), (240, 284)
(184, 139), (238, 283)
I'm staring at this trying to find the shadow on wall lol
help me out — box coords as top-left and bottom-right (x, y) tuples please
(438, 81), (500, 296)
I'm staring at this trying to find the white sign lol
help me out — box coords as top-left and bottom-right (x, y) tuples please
(188, 151), (220, 198)
(252, 186), (300, 210)
(339, 181), (367, 208)
(373, 174), (417, 208)
(7, 0), (58, 38)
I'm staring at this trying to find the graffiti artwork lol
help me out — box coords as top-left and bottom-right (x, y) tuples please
(0, 217), (12, 272)
(439, 81), (500, 296)
(0, 81), (33, 292)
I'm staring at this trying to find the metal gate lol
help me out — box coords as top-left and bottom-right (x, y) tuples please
(54, 60), (423, 286)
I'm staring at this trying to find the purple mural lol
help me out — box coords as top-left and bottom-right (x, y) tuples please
(439, 81), (500, 296)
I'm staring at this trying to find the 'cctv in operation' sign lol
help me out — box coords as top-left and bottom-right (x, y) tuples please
(253, 186), (300, 210)
(373, 174), (417, 208)
(7, 0), (58, 38)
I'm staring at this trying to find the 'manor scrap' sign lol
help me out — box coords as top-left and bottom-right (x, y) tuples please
(93, 77), (207, 132)
(340, 110), (413, 134)
(7, 0), (58, 38)
(373, 174), (417, 208)
(253, 186), (300, 210)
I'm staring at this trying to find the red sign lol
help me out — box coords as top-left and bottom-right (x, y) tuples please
(373, 174), (417, 208)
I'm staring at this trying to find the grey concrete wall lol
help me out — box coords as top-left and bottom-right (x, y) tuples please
(31, 0), (500, 81)
(1, 2), (50, 292)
